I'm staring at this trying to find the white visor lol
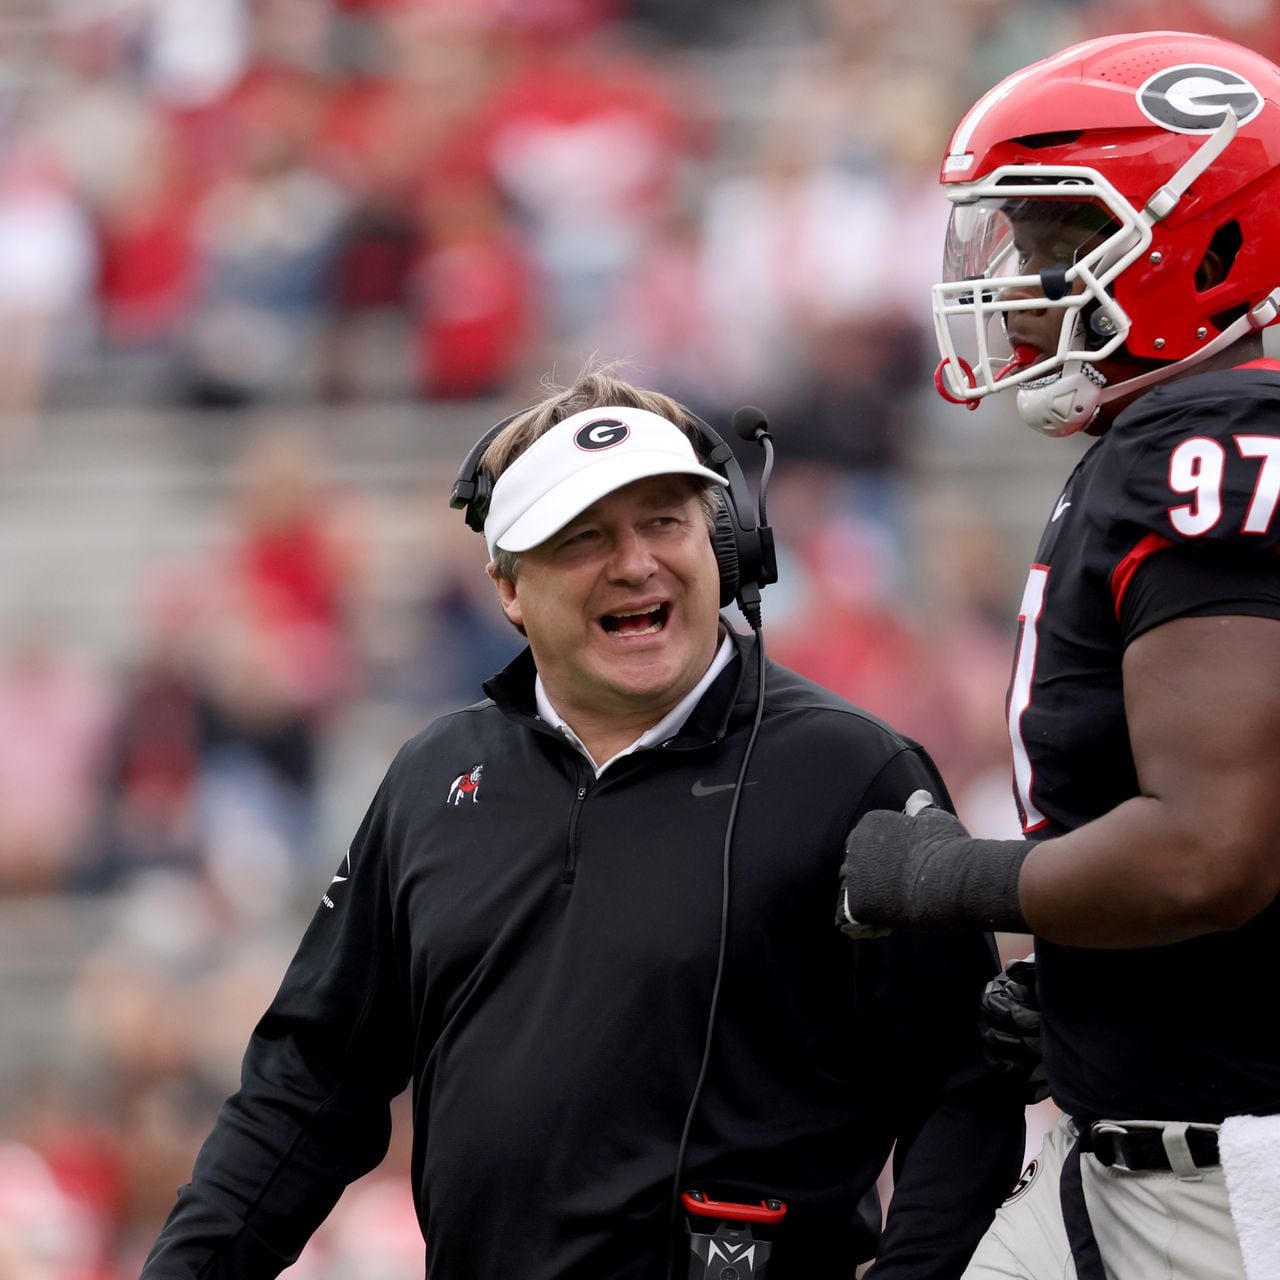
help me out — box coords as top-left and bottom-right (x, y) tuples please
(484, 405), (728, 559)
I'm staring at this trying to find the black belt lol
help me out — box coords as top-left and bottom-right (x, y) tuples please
(1077, 1120), (1220, 1171)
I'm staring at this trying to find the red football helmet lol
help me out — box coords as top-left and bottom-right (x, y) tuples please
(932, 31), (1280, 434)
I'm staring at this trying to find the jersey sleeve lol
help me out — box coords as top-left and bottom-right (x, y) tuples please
(139, 769), (414, 1279)
(1119, 541), (1280, 644)
(1100, 375), (1280, 637)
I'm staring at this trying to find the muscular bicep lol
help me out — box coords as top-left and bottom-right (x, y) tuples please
(1022, 611), (1280, 946)
(1123, 612), (1280, 918)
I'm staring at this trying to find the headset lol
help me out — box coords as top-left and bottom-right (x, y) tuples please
(449, 404), (778, 628)
(449, 401), (777, 1277)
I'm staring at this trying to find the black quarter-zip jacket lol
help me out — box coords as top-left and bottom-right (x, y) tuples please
(142, 633), (1023, 1279)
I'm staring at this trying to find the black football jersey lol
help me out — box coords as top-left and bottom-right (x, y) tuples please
(1009, 361), (1280, 1123)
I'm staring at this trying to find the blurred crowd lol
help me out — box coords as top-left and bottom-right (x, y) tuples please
(3, 0), (1277, 1274)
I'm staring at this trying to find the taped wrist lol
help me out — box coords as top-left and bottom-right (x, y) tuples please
(912, 833), (1030, 932)
(847, 808), (1031, 933)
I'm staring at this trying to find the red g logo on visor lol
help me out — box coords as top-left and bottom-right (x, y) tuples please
(574, 418), (630, 451)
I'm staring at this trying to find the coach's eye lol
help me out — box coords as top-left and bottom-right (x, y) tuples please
(550, 526), (593, 552)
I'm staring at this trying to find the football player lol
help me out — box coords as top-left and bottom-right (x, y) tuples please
(837, 30), (1280, 1280)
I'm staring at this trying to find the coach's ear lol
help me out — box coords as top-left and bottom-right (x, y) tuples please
(489, 562), (527, 635)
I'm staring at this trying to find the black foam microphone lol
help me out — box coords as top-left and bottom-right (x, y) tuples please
(732, 405), (771, 444)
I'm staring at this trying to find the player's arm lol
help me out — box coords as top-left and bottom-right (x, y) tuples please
(837, 606), (1280, 949)
(1020, 611), (1280, 945)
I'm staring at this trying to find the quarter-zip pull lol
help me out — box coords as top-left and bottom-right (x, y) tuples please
(564, 775), (589, 883)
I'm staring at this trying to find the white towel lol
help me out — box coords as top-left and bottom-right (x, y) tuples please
(1220, 1113), (1280, 1280)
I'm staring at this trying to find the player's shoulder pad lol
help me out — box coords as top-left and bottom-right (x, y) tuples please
(1102, 367), (1280, 551)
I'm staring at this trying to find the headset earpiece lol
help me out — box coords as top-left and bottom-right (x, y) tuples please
(691, 413), (777, 620)
(710, 495), (741, 608)
(464, 468), (493, 533)
(449, 411), (524, 533)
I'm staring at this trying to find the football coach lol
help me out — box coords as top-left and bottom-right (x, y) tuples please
(140, 369), (1023, 1279)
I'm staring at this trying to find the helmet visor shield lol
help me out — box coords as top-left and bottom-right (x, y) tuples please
(933, 188), (1134, 403)
(942, 196), (1116, 286)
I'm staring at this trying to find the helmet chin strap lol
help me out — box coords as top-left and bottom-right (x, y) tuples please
(1016, 287), (1280, 436)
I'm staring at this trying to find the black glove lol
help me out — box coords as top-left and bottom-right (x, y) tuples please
(980, 956), (1050, 1104)
(836, 790), (1031, 937)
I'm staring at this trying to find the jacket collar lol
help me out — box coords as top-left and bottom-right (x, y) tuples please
(482, 628), (761, 751)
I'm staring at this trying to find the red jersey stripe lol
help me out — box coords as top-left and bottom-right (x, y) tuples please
(1110, 531), (1173, 619)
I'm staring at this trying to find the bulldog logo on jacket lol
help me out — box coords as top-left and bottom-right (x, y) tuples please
(447, 764), (484, 806)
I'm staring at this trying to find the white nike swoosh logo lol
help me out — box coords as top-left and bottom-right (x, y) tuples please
(1052, 496), (1072, 522)
(691, 779), (758, 797)
(330, 848), (351, 886)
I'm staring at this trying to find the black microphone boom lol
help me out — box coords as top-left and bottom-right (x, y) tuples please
(730, 405), (775, 537)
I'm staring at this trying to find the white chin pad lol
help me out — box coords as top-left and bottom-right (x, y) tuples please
(1016, 366), (1106, 437)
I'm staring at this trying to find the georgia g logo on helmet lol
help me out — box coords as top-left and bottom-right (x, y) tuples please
(1137, 64), (1264, 134)
(574, 418), (630, 451)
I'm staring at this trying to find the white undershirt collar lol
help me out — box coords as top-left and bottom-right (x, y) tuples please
(535, 632), (734, 777)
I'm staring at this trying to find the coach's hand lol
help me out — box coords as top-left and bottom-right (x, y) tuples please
(837, 791), (1031, 937)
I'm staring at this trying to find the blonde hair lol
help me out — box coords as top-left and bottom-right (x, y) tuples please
(483, 368), (720, 582)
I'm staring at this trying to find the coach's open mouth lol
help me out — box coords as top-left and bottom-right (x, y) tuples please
(600, 604), (669, 636)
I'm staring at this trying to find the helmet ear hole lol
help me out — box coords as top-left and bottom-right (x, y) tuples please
(1196, 221), (1242, 292)
(1084, 300), (1118, 344)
